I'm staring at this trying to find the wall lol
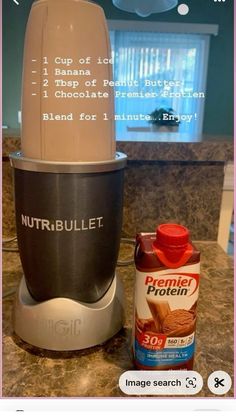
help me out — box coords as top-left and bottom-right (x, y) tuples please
(3, 0), (32, 132)
(3, 0), (233, 135)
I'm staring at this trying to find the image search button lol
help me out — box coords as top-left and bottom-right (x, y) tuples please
(119, 371), (203, 395)
(207, 371), (232, 395)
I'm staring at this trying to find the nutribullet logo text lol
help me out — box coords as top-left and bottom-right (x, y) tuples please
(21, 214), (104, 232)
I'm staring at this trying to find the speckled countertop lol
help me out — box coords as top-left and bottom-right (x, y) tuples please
(2, 242), (234, 398)
(2, 134), (233, 162)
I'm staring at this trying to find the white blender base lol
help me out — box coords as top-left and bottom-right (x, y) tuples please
(13, 275), (125, 351)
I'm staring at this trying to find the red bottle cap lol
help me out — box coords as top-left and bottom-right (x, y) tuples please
(155, 224), (189, 248)
(153, 224), (193, 268)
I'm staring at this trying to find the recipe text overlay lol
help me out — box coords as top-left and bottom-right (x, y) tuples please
(30, 56), (204, 124)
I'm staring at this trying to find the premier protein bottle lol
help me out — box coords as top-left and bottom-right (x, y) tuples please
(133, 224), (200, 370)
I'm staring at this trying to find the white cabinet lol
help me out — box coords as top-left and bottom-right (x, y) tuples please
(217, 162), (234, 252)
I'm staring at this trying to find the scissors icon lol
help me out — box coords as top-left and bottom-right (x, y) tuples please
(214, 377), (225, 388)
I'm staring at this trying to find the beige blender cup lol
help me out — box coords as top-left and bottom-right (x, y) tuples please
(10, 0), (127, 350)
(21, 0), (116, 162)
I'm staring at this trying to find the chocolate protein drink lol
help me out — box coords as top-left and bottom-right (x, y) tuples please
(133, 224), (200, 370)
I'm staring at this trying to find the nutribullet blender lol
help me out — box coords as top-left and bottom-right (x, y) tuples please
(10, 0), (127, 350)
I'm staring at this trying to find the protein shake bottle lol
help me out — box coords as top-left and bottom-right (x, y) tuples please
(133, 224), (200, 370)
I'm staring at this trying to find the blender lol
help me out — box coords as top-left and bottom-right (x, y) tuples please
(10, 0), (127, 351)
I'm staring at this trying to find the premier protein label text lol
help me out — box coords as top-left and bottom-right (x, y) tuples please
(21, 214), (104, 232)
(134, 264), (200, 369)
(145, 274), (198, 297)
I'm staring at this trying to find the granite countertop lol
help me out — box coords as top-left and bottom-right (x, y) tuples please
(2, 242), (234, 398)
(2, 134), (233, 162)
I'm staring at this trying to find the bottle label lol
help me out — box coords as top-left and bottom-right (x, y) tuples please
(134, 263), (200, 368)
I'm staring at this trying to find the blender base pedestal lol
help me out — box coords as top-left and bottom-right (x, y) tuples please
(13, 274), (125, 351)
